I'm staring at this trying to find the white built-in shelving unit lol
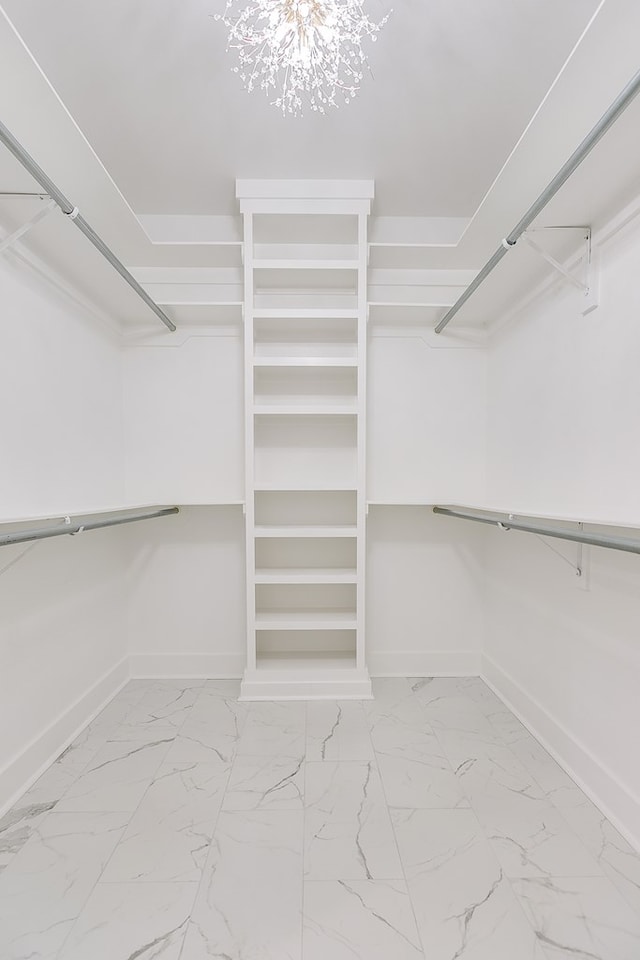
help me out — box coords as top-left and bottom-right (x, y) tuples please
(238, 181), (373, 699)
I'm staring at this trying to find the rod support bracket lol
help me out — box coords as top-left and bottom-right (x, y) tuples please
(64, 206), (80, 220)
(522, 227), (599, 315)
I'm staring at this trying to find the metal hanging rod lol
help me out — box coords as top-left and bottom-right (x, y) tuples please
(0, 507), (179, 548)
(433, 506), (640, 557)
(0, 120), (176, 333)
(435, 67), (640, 334)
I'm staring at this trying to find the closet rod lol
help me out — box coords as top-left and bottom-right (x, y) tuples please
(433, 506), (640, 556)
(435, 66), (640, 334)
(0, 507), (179, 548)
(0, 120), (176, 333)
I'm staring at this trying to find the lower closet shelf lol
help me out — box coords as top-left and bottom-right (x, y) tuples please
(255, 610), (357, 630)
(255, 567), (357, 584)
(255, 650), (357, 670)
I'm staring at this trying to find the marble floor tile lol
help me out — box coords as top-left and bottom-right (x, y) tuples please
(101, 759), (230, 883)
(445, 739), (549, 816)
(455, 677), (506, 715)
(365, 678), (423, 726)
(480, 806), (603, 880)
(306, 701), (374, 761)
(199, 678), (243, 699)
(183, 810), (303, 960)
(0, 797), (58, 874)
(303, 880), (425, 960)
(484, 706), (533, 745)
(19, 766), (79, 809)
(392, 808), (545, 960)
(224, 755), (305, 810)
(55, 736), (172, 812)
(51, 726), (113, 777)
(0, 810), (128, 960)
(378, 753), (469, 809)
(410, 678), (499, 726)
(513, 875), (640, 960)
(58, 881), (196, 960)
(166, 691), (248, 764)
(509, 735), (589, 809)
(107, 683), (201, 742)
(367, 696), (440, 762)
(559, 798), (640, 914)
(305, 761), (403, 880)
(408, 677), (467, 702)
(237, 701), (306, 758)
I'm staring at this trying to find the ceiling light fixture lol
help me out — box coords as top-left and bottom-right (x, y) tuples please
(216, 0), (390, 115)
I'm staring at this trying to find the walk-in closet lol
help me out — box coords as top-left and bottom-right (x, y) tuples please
(1, 2), (640, 957)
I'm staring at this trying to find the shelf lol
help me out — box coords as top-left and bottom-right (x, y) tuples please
(253, 357), (357, 368)
(255, 610), (357, 630)
(254, 484), (357, 492)
(255, 568), (357, 584)
(253, 308), (359, 319)
(255, 651), (357, 670)
(254, 404), (357, 416)
(253, 259), (359, 270)
(255, 524), (357, 538)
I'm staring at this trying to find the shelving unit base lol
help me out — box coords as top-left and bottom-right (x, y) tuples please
(240, 666), (372, 701)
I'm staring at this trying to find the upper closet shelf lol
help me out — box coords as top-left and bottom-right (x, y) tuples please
(254, 357), (357, 368)
(253, 308), (359, 319)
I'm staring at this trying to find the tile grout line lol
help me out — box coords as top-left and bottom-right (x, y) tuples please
(366, 679), (428, 959)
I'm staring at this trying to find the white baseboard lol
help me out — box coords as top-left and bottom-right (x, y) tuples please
(0, 657), (129, 818)
(482, 654), (640, 853)
(369, 650), (482, 678)
(129, 652), (246, 679)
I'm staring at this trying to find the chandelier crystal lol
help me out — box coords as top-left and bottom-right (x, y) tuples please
(216, 0), (390, 115)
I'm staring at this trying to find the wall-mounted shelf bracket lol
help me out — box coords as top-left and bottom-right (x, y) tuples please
(533, 529), (583, 578)
(0, 198), (56, 255)
(497, 512), (584, 576)
(521, 226), (599, 315)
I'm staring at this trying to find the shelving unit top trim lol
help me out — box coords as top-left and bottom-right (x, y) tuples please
(433, 505), (640, 555)
(0, 506), (179, 548)
(239, 198), (371, 216)
(236, 180), (375, 200)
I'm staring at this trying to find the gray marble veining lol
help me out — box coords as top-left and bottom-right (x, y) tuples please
(305, 761), (403, 880)
(303, 880), (424, 959)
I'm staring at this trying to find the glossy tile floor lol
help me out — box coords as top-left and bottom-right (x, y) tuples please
(1, 677), (640, 959)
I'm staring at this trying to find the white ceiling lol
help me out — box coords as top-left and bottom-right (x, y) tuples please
(0, 0), (600, 216)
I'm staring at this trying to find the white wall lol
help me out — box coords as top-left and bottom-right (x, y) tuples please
(123, 332), (244, 505)
(0, 257), (124, 518)
(126, 506), (246, 677)
(367, 507), (485, 676)
(368, 329), (486, 504)
(483, 211), (640, 848)
(0, 255), (127, 812)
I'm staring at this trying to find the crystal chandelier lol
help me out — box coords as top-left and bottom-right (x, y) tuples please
(216, 0), (390, 115)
